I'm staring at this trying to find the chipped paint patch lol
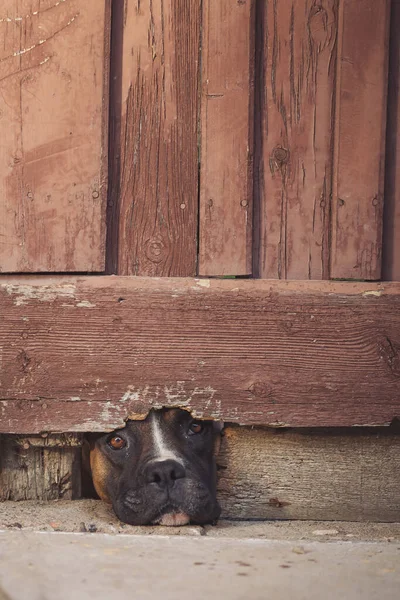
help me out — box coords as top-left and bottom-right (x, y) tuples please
(194, 279), (211, 288)
(80, 401), (127, 431)
(120, 382), (216, 407)
(119, 383), (220, 421)
(76, 300), (96, 308)
(2, 284), (76, 306)
(362, 290), (383, 297)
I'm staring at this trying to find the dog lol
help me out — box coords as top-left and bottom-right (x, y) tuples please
(86, 408), (222, 526)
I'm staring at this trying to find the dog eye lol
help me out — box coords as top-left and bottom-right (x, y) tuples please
(189, 422), (203, 435)
(108, 435), (126, 450)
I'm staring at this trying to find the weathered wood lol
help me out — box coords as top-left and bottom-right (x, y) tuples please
(199, 0), (255, 276)
(0, 0), (110, 272)
(116, 0), (200, 277)
(254, 0), (337, 279)
(383, 0), (400, 281)
(218, 426), (400, 522)
(2, 426), (399, 522)
(330, 0), (390, 280)
(0, 277), (399, 432)
(0, 434), (82, 501)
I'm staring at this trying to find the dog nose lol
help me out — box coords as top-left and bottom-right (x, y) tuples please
(145, 459), (186, 488)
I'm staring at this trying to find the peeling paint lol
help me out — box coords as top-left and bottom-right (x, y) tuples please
(2, 284), (76, 306)
(194, 279), (211, 288)
(76, 300), (96, 308)
(118, 383), (221, 423)
(120, 382), (216, 408)
(362, 290), (383, 297)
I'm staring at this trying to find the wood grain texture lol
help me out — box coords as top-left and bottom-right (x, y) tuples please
(116, 0), (200, 277)
(2, 427), (399, 523)
(0, 434), (82, 501)
(383, 0), (400, 281)
(199, 0), (255, 276)
(0, 0), (110, 273)
(0, 276), (399, 432)
(331, 0), (390, 280)
(218, 426), (400, 521)
(255, 0), (337, 279)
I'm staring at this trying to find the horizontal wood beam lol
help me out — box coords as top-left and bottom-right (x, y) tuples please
(0, 276), (399, 432)
(218, 426), (400, 522)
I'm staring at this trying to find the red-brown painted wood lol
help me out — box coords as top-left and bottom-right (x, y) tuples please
(115, 0), (200, 277)
(199, 0), (255, 276)
(383, 0), (400, 282)
(331, 0), (390, 280)
(255, 0), (337, 279)
(0, 276), (399, 432)
(0, 0), (110, 272)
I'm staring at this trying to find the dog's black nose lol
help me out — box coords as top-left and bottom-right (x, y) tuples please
(144, 459), (186, 488)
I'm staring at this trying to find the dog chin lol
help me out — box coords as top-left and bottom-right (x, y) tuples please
(153, 512), (190, 527)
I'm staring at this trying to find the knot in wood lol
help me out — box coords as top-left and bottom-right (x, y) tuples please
(309, 6), (328, 45)
(272, 147), (289, 164)
(145, 237), (167, 264)
(372, 195), (379, 207)
(248, 381), (273, 398)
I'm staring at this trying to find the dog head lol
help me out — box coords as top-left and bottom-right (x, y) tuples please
(88, 408), (222, 526)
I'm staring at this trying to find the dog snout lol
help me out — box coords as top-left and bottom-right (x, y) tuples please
(144, 459), (186, 489)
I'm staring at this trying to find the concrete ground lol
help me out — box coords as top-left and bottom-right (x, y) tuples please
(0, 501), (399, 600)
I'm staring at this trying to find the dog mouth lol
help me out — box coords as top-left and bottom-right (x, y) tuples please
(154, 512), (190, 526)
(151, 504), (190, 527)
(117, 483), (219, 526)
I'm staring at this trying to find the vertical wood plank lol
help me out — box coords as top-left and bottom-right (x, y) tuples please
(255, 0), (337, 280)
(116, 0), (200, 277)
(383, 0), (400, 281)
(330, 0), (390, 280)
(199, 0), (255, 277)
(0, 0), (110, 272)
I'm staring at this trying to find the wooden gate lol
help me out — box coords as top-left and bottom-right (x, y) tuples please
(0, 0), (399, 519)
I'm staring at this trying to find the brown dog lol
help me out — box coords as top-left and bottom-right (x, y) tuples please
(87, 408), (222, 526)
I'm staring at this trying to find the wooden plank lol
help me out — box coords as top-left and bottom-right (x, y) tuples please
(198, 0), (255, 276)
(0, 276), (399, 432)
(383, 0), (400, 281)
(255, 0), (337, 279)
(0, 434), (82, 501)
(115, 0), (200, 277)
(330, 0), (390, 280)
(0, 0), (110, 273)
(218, 426), (400, 522)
